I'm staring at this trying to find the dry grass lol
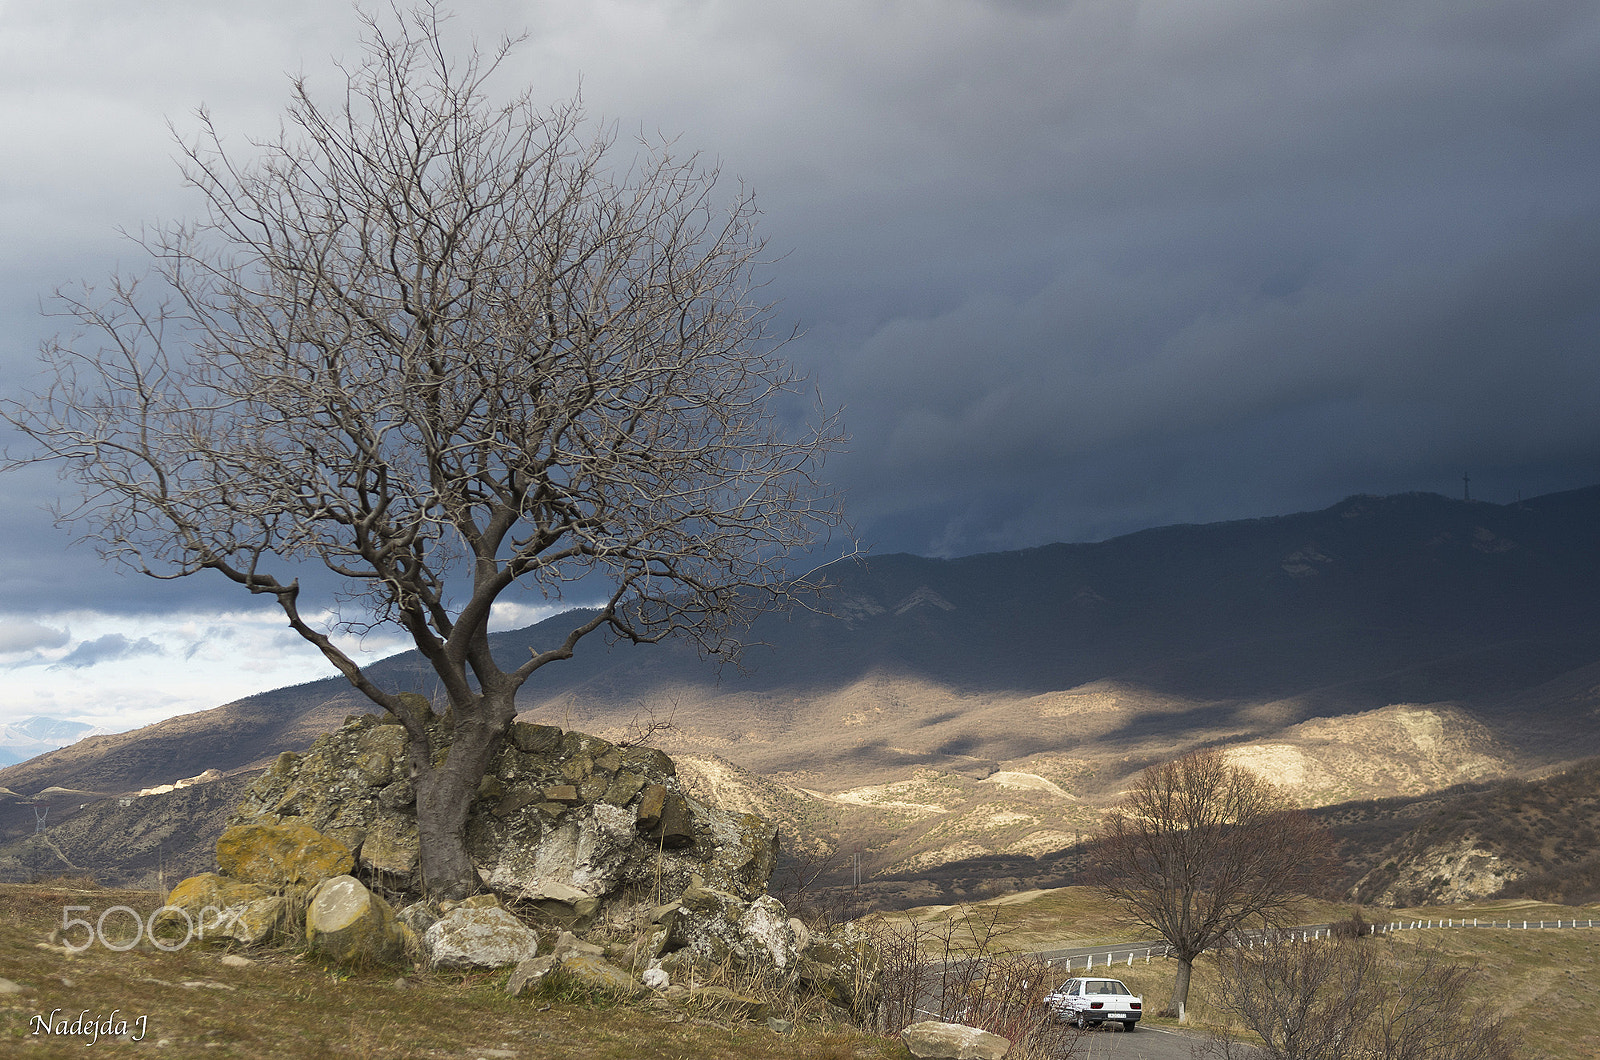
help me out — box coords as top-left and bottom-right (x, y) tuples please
(890, 885), (1366, 953)
(0, 882), (907, 1060)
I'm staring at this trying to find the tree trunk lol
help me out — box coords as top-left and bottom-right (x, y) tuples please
(414, 762), (480, 899)
(1167, 956), (1194, 1018)
(410, 695), (515, 899)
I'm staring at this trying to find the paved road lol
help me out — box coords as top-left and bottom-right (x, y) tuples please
(1059, 1022), (1217, 1060)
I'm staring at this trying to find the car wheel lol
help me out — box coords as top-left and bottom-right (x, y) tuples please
(1074, 1015), (1088, 1030)
(1124, 1022), (1137, 1033)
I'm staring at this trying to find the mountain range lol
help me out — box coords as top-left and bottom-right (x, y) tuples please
(0, 717), (105, 768)
(4, 486), (1600, 897)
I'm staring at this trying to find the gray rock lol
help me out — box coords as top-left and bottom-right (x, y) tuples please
(506, 954), (558, 997)
(901, 1021), (1011, 1060)
(558, 952), (648, 999)
(424, 905), (539, 971)
(551, 930), (604, 958)
(395, 900), (440, 939)
(797, 924), (884, 1025)
(663, 876), (800, 983)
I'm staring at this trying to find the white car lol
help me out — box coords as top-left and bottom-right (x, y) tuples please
(1046, 976), (1143, 1031)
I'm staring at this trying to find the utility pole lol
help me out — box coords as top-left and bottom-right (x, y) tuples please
(1463, 472), (1471, 502)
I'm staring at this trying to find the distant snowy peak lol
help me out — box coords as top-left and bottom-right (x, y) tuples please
(11, 717), (98, 742)
(0, 716), (105, 768)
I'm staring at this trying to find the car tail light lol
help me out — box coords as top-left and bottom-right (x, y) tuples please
(1131, 1003), (1141, 1010)
(1089, 1002), (1103, 1009)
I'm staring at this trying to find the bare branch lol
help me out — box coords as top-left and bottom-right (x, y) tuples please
(1083, 748), (1333, 1016)
(1, 4), (848, 899)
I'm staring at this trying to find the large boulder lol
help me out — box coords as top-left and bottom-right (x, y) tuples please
(227, 714), (781, 922)
(153, 872), (298, 948)
(215, 821), (353, 886)
(423, 903), (540, 971)
(901, 1021), (1011, 1060)
(305, 875), (407, 966)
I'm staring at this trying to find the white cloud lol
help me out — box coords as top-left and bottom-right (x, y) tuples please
(0, 619), (69, 654)
(0, 598), (588, 735)
(0, 608), (407, 732)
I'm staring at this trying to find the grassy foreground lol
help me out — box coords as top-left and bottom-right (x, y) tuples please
(8, 879), (1597, 1059)
(0, 881), (907, 1060)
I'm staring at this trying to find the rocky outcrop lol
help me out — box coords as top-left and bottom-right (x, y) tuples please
(227, 715), (778, 924)
(901, 1021), (1011, 1060)
(1354, 833), (1525, 905)
(138, 767), (225, 798)
(149, 716), (884, 1025)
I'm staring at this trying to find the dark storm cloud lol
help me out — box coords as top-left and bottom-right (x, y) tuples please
(2, 0), (1598, 611)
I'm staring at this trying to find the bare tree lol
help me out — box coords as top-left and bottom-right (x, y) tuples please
(3, 4), (845, 899)
(1083, 748), (1331, 1016)
(864, 907), (1082, 1060)
(1200, 934), (1518, 1060)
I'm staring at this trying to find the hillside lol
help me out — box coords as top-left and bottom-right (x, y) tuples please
(5, 486), (1600, 889)
(1339, 755), (1600, 906)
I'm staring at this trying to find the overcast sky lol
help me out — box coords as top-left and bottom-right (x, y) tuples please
(3, 0), (1599, 733)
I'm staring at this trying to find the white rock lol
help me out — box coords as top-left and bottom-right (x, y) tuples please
(425, 906), (540, 971)
(901, 1021), (1011, 1060)
(305, 875), (406, 965)
(738, 895), (800, 971)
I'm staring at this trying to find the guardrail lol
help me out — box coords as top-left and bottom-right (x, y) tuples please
(1379, 917), (1597, 931)
(1034, 916), (1599, 971)
(1040, 944), (1173, 972)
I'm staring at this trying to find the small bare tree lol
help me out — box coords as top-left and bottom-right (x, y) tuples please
(4, 4), (844, 898)
(1083, 748), (1331, 1016)
(865, 907), (1081, 1060)
(1201, 935), (1518, 1060)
